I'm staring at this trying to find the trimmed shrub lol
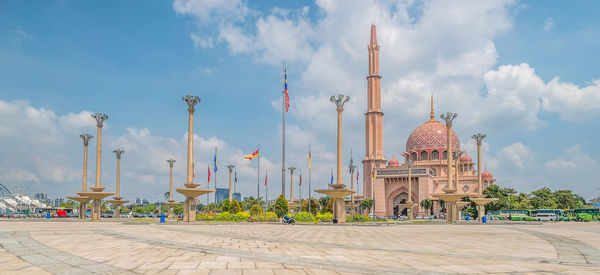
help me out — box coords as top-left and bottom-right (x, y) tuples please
(301, 199), (319, 215)
(316, 212), (333, 222)
(260, 211), (279, 222)
(230, 199), (241, 214)
(215, 211), (250, 222)
(222, 199), (231, 212)
(250, 204), (264, 216)
(274, 194), (289, 219)
(196, 213), (215, 220)
(347, 214), (371, 222)
(291, 211), (317, 223)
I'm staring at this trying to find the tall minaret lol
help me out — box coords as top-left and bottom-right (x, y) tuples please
(363, 24), (386, 200)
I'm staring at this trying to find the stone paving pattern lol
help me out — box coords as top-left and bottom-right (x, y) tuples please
(1, 221), (600, 274)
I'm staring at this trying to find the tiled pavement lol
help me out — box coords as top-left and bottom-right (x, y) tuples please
(1, 221), (600, 274)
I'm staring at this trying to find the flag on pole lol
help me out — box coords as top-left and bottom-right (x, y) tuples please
(372, 166), (376, 181)
(308, 151), (311, 169)
(357, 169), (359, 182)
(244, 149), (259, 159)
(207, 165), (211, 183)
(299, 173), (302, 186)
(235, 171), (237, 183)
(284, 66), (289, 112)
(265, 173), (267, 186)
(330, 169), (334, 185)
(214, 151), (218, 172)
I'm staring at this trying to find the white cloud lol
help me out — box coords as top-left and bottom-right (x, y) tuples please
(0, 169), (39, 183)
(543, 17), (554, 32)
(496, 142), (535, 170)
(545, 144), (599, 171)
(190, 32), (214, 49)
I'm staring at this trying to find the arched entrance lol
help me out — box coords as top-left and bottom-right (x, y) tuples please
(393, 193), (409, 217)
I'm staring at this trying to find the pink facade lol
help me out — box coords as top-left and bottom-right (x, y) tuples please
(361, 25), (495, 218)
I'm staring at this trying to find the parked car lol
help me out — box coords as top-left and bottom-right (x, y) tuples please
(535, 213), (557, 222)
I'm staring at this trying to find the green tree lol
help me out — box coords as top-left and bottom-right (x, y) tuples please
(274, 194), (289, 219)
(530, 187), (557, 209)
(319, 196), (330, 208)
(553, 190), (585, 209)
(222, 199), (231, 212)
(301, 199), (319, 215)
(145, 204), (157, 214)
(420, 198), (433, 216)
(360, 199), (373, 214)
(160, 205), (168, 213)
(132, 206), (145, 213)
(229, 199), (241, 214)
(173, 204), (183, 215)
(483, 185), (518, 211)
(59, 200), (78, 209)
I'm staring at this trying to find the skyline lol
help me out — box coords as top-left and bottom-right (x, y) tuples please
(1, 0), (600, 201)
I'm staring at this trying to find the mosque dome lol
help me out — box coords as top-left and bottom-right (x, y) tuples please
(406, 120), (460, 153)
(482, 170), (493, 180)
(460, 154), (472, 163)
(387, 157), (400, 167)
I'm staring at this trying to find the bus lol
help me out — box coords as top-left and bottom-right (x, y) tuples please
(571, 208), (600, 222)
(534, 209), (569, 221)
(489, 210), (535, 221)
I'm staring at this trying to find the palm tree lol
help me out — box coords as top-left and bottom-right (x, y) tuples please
(439, 199), (446, 213)
(420, 198), (433, 216)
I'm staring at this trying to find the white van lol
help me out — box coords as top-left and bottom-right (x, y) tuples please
(535, 213), (557, 221)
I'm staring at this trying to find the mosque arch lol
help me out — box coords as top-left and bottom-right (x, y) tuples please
(442, 151), (447, 160)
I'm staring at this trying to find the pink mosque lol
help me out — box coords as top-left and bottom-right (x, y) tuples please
(361, 25), (496, 217)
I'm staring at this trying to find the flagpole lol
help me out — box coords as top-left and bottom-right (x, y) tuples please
(265, 168), (268, 209)
(282, 61), (286, 198)
(214, 147), (217, 208)
(257, 144), (260, 221)
(206, 164), (209, 211)
(299, 169), (302, 201)
(308, 144), (312, 222)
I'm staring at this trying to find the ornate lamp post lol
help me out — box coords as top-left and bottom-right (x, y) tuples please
(106, 149), (129, 219)
(315, 94), (355, 223)
(432, 112), (462, 223)
(227, 165), (235, 201)
(469, 133), (498, 222)
(176, 95), (215, 222)
(65, 134), (93, 219)
(76, 113), (114, 221)
(165, 159), (178, 219)
(288, 166), (296, 203)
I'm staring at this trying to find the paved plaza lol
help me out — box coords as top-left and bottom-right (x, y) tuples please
(1, 221), (600, 274)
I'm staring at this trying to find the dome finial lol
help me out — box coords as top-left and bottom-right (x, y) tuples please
(430, 93), (435, 121)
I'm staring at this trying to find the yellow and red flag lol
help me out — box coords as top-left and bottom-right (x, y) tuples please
(244, 149), (259, 160)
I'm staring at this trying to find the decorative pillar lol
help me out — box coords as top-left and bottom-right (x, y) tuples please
(288, 167), (296, 203)
(469, 133), (497, 221)
(227, 165), (235, 201)
(112, 149), (125, 218)
(315, 95), (355, 223)
(166, 159), (176, 219)
(176, 95), (214, 222)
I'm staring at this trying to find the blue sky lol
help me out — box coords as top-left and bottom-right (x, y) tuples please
(1, 0), (599, 202)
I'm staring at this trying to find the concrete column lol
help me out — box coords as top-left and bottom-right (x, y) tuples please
(336, 109), (343, 185)
(187, 111), (194, 185)
(407, 164), (413, 220)
(95, 125), (102, 189)
(289, 167), (295, 203)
